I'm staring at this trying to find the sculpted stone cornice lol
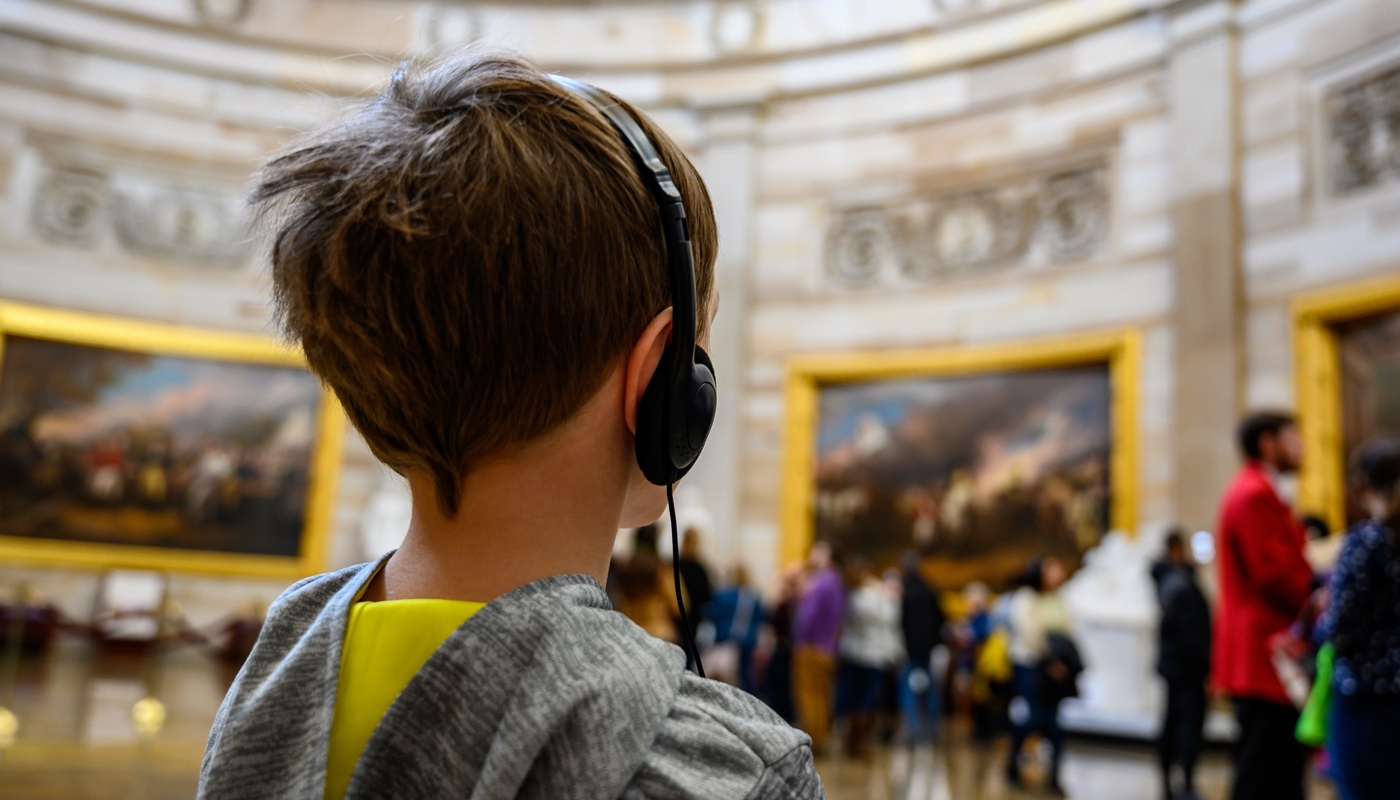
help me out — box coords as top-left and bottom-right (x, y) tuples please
(4, 0), (1173, 105)
(22, 0), (1147, 67)
(0, 0), (387, 94)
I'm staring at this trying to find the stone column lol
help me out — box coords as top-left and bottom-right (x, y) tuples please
(1167, 0), (1244, 533)
(682, 102), (760, 575)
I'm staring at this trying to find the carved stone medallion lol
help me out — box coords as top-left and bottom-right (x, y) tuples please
(927, 196), (998, 273)
(1038, 170), (1108, 262)
(909, 193), (1035, 278)
(712, 3), (761, 55)
(31, 169), (108, 249)
(826, 209), (904, 287)
(193, 0), (252, 26)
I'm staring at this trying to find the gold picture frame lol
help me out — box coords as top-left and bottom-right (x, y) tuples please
(1295, 272), (1400, 535)
(0, 301), (345, 578)
(778, 329), (1141, 569)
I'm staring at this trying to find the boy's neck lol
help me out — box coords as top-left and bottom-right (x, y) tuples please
(367, 416), (632, 604)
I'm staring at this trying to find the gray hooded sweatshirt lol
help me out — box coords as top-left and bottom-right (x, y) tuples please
(198, 555), (823, 799)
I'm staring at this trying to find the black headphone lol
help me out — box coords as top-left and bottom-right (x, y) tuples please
(550, 75), (716, 676)
(549, 75), (717, 487)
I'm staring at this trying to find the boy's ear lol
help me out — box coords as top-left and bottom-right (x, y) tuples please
(624, 307), (673, 434)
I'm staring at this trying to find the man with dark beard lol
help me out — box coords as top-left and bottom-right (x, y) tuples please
(1213, 412), (1314, 800)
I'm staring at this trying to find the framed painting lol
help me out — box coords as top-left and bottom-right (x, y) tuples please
(780, 330), (1140, 590)
(0, 301), (344, 578)
(1296, 273), (1400, 533)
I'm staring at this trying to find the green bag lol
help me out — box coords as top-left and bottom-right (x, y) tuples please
(1296, 642), (1334, 747)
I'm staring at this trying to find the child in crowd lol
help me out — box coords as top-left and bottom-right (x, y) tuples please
(197, 53), (821, 799)
(1005, 557), (1075, 796)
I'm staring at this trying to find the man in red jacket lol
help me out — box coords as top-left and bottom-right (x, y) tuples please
(1213, 411), (1314, 800)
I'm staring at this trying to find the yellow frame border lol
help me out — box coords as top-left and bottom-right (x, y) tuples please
(0, 301), (345, 579)
(778, 329), (1142, 568)
(1294, 273), (1400, 535)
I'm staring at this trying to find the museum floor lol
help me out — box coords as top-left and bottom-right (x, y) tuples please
(0, 639), (1337, 800)
(814, 737), (1336, 800)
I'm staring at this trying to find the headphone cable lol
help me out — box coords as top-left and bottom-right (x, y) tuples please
(668, 483), (705, 679)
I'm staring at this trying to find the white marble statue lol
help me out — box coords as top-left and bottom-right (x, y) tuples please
(1057, 526), (1169, 738)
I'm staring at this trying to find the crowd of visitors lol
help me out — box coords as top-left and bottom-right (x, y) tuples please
(607, 524), (1081, 790)
(605, 412), (1400, 800)
(1160, 410), (1400, 800)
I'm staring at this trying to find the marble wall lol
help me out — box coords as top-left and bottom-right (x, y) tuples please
(0, 0), (1398, 622)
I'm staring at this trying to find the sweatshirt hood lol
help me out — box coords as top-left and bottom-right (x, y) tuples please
(200, 557), (692, 800)
(349, 571), (686, 799)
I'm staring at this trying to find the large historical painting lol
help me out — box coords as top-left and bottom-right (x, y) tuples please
(0, 303), (343, 577)
(1338, 309), (1400, 524)
(780, 332), (1139, 592)
(813, 368), (1110, 590)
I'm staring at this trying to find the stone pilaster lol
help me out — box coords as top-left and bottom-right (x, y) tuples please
(1167, 0), (1244, 533)
(684, 103), (761, 575)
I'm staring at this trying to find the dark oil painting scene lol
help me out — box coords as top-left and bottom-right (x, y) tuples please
(0, 334), (322, 557)
(1340, 308), (1400, 524)
(814, 366), (1112, 590)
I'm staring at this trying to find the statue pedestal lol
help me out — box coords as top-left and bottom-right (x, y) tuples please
(1058, 530), (1239, 742)
(1059, 531), (1163, 739)
(1060, 611), (1163, 738)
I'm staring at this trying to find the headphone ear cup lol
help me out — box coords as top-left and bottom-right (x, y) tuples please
(666, 346), (717, 482)
(685, 345), (717, 459)
(634, 345), (718, 486)
(635, 346), (677, 486)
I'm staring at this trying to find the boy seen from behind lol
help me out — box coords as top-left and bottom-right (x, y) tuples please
(197, 53), (822, 800)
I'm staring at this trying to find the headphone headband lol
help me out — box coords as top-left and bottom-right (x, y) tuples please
(548, 74), (713, 484)
(548, 76), (697, 366)
(547, 76), (683, 204)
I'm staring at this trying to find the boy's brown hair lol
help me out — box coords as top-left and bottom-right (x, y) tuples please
(252, 54), (716, 515)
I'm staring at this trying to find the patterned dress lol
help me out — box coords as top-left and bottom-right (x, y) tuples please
(1325, 519), (1400, 698)
(1323, 518), (1400, 800)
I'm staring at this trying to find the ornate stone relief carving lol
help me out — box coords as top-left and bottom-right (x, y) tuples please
(1328, 62), (1400, 196)
(826, 163), (1109, 288)
(111, 179), (250, 268)
(908, 193), (1033, 279)
(30, 164), (250, 269)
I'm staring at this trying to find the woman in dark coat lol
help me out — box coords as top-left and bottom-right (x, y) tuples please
(1323, 439), (1400, 800)
(1152, 530), (1212, 800)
